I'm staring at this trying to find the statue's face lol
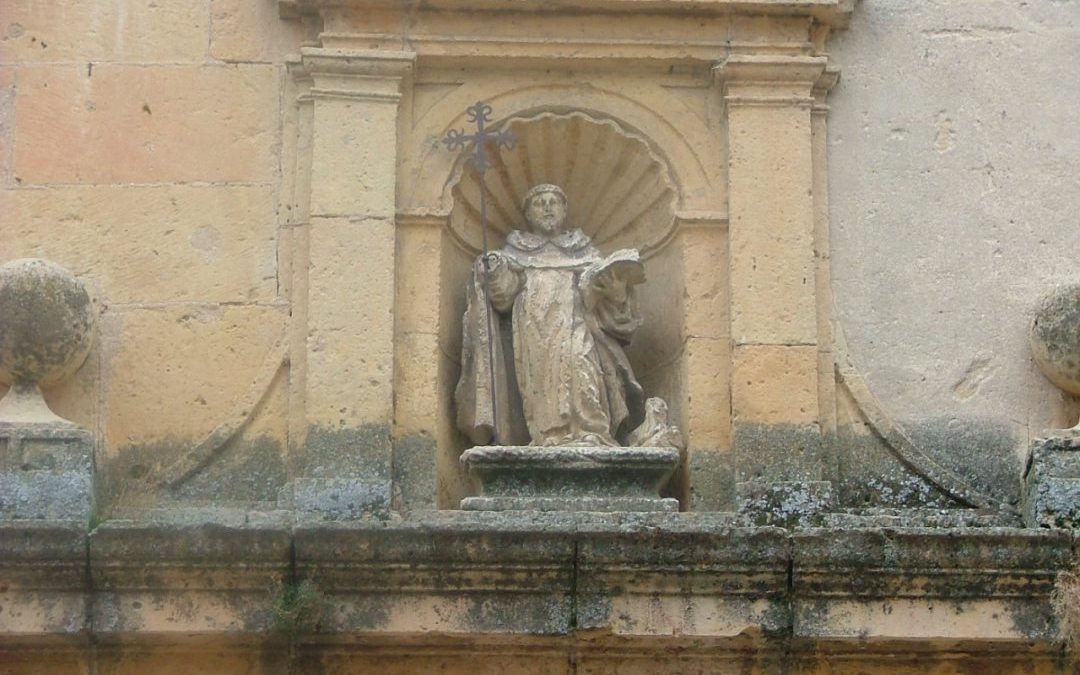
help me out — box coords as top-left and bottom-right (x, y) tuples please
(525, 191), (567, 236)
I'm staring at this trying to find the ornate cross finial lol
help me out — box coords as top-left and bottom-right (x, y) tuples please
(443, 102), (517, 174)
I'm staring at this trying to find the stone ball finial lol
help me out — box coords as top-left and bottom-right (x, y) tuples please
(1030, 284), (1080, 430)
(0, 259), (93, 424)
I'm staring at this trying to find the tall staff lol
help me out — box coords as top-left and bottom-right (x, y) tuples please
(444, 102), (517, 444)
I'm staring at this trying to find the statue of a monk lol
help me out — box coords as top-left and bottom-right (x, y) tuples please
(456, 183), (682, 449)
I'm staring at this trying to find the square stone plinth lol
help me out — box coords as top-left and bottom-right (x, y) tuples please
(0, 422), (93, 522)
(460, 446), (680, 512)
(1023, 432), (1080, 528)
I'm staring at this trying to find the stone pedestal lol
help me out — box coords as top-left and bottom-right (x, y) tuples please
(0, 422), (94, 522)
(1023, 433), (1080, 528)
(460, 446), (680, 512)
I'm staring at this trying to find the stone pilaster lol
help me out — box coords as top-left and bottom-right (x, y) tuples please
(289, 48), (415, 519)
(716, 55), (833, 518)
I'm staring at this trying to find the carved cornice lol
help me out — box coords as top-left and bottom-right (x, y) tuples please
(2, 515), (1067, 648)
(282, 0), (855, 27)
(282, 0), (853, 67)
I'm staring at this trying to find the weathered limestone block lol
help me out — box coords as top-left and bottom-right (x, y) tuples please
(1, 0), (208, 62)
(294, 516), (577, 635)
(793, 528), (1067, 643)
(0, 185), (279, 304)
(90, 519), (292, 635)
(575, 521), (789, 638)
(210, 0), (309, 63)
(460, 446), (680, 513)
(100, 306), (286, 450)
(732, 345), (820, 427)
(13, 65), (279, 184)
(0, 522), (88, 639)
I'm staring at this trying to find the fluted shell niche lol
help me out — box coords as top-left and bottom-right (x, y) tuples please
(447, 112), (679, 258)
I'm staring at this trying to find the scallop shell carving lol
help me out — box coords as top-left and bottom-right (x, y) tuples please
(448, 112), (678, 257)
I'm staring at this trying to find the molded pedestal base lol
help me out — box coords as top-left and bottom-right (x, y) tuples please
(460, 445), (680, 512)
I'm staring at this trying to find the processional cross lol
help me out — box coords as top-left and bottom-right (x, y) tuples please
(444, 102), (517, 444)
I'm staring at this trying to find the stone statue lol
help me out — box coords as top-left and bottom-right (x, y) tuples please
(456, 183), (682, 449)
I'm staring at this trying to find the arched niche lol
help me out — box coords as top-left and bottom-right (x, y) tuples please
(427, 110), (695, 507)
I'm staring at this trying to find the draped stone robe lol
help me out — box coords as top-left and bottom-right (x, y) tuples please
(456, 228), (645, 447)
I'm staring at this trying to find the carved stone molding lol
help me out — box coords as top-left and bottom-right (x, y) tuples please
(281, 0), (857, 31)
(1, 516), (1066, 652)
(300, 47), (416, 103)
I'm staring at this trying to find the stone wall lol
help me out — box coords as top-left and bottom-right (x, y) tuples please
(3, 0), (1080, 671)
(5, 0), (1074, 515)
(0, 0), (314, 512)
(829, 0), (1080, 503)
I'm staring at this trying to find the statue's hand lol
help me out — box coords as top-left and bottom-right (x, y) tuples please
(590, 268), (629, 303)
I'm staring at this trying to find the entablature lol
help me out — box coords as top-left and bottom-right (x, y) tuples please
(280, 0), (852, 66)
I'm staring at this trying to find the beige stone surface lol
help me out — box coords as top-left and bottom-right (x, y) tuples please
(309, 96), (399, 218)
(101, 304), (288, 450)
(13, 65), (279, 185)
(210, 0), (308, 63)
(394, 222), (443, 337)
(683, 336), (732, 450)
(804, 598), (1034, 641)
(0, 0), (208, 63)
(393, 330), (441, 437)
(829, 0), (1080, 441)
(0, 591), (87, 637)
(0, 185), (278, 304)
(732, 344), (818, 425)
(727, 104), (816, 346)
(607, 594), (773, 638)
(681, 226), (729, 340)
(0, 67), (13, 185)
(305, 217), (395, 427)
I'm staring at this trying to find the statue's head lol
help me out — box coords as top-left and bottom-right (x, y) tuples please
(522, 184), (568, 236)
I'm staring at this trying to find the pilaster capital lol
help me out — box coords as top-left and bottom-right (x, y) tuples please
(714, 55), (829, 108)
(300, 47), (417, 102)
(715, 54), (828, 84)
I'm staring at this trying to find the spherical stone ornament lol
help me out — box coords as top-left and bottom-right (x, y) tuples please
(0, 258), (94, 388)
(1030, 283), (1080, 397)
